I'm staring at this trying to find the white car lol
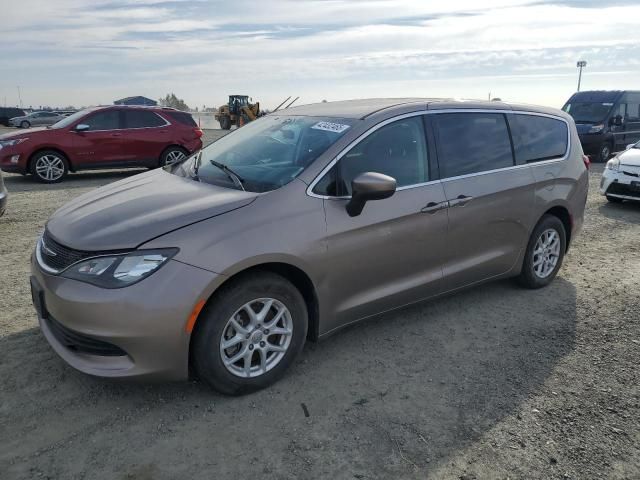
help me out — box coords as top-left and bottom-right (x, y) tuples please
(601, 141), (640, 203)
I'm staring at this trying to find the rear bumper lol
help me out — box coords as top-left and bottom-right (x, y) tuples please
(31, 253), (220, 381)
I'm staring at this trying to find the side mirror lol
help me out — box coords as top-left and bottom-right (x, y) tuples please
(75, 124), (90, 132)
(610, 115), (623, 127)
(346, 172), (396, 217)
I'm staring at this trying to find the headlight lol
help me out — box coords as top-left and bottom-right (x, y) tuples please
(606, 158), (620, 171)
(0, 138), (28, 148)
(588, 124), (604, 134)
(61, 248), (178, 288)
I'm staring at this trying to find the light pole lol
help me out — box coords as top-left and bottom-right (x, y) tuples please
(17, 86), (23, 108)
(576, 60), (587, 92)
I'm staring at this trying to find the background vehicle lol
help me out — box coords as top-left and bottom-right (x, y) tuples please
(0, 169), (6, 216)
(9, 111), (65, 128)
(0, 106), (203, 183)
(562, 90), (640, 162)
(600, 140), (640, 203)
(0, 107), (25, 127)
(215, 95), (261, 129)
(30, 99), (588, 395)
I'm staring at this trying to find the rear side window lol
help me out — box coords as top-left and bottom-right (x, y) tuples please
(434, 113), (513, 178)
(510, 114), (568, 163)
(164, 111), (197, 127)
(123, 110), (166, 128)
(84, 111), (121, 131)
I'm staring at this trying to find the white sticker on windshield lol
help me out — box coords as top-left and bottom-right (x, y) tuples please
(311, 121), (350, 134)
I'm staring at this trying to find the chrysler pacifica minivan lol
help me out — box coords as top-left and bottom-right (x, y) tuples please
(31, 99), (588, 394)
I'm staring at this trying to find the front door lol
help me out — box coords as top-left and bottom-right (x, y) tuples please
(71, 110), (126, 166)
(432, 112), (535, 291)
(315, 115), (449, 332)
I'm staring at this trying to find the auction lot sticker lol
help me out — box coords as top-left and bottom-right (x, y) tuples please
(311, 121), (351, 133)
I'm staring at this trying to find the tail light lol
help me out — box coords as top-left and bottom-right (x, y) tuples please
(582, 154), (590, 170)
(194, 128), (203, 138)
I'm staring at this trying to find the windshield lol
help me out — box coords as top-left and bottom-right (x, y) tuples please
(50, 108), (98, 129)
(171, 115), (355, 192)
(563, 102), (614, 124)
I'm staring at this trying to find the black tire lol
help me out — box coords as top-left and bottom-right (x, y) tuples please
(219, 116), (231, 130)
(517, 214), (566, 289)
(596, 142), (612, 163)
(606, 195), (623, 203)
(20, 120), (30, 129)
(192, 272), (308, 395)
(159, 146), (188, 167)
(30, 150), (69, 183)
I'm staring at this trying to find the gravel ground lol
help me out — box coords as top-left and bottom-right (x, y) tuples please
(0, 126), (638, 479)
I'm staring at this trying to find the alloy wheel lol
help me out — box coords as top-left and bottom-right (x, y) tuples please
(35, 155), (65, 182)
(532, 228), (561, 279)
(164, 150), (186, 166)
(219, 298), (293, 378)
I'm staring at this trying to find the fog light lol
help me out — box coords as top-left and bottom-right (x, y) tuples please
(10, 155), (20, 164)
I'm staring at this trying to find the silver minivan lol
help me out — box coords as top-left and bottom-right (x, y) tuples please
(31, 99), (589, 394)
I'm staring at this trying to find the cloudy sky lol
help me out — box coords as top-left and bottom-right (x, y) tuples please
(2, 0), (640, 110)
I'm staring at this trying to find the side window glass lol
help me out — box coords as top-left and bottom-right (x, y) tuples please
(84, 111), (120, 131)
(124, 110), (166, 128)
(314, 116), (428, 196)
(511, 114), (568, 163)
(435, 113), (513, 178)
(626, 103), (640, 121)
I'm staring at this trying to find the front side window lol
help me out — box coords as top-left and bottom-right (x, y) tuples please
(84, 111), (121, 131)
(314, 116), (428, 196)
(435, 113), (513, 178)
(171, 115), (354, 193)
(511, 114), (568, 163)
(123, 110), (166, 128)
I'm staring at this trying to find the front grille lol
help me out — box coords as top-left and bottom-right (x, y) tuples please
(607, 182), (640, 198)
(46, 315), (127, 357)
(39, 230), (127, 272)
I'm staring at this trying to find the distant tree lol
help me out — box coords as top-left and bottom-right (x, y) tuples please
(158, 93), (190, 111)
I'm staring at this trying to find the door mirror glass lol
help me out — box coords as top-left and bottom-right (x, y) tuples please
(346, 172), (396, 217)
(75, 124), (90, 132)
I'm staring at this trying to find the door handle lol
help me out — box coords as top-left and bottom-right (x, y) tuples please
(421, 201), (448, 214)
(110, 132), (122, 137)
(449, 195), (473, 208)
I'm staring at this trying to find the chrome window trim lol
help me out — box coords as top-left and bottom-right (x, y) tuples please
(306, 108), (571, 199)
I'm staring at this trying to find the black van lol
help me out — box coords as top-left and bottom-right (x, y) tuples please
(562, 90), (640, 162)
(0, 108), (26, 127)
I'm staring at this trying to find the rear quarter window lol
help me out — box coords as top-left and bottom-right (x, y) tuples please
(510, 114), (568, 164)
(164, 111), (198, 127)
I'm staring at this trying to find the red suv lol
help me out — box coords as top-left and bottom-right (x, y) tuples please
(0, 106), (203, 183)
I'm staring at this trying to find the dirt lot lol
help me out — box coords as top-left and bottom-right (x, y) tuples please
(0, 126), (638, 479)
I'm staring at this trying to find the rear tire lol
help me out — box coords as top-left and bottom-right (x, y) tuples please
(517, 214), (566, 289)
(159, 146), (188, 167)
(606, 195), (623, 203)
(192, 272), (308, 395)
(596, 142), (612, 163)
(20, 121), (30, 129)
(30, 150), (69, 183)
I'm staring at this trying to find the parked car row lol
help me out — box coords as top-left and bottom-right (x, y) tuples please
(0, 105), (203, 183)
(29, 98), (589, 394)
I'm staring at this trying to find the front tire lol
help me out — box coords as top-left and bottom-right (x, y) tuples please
(20, 121), (30, 129)
(30, 150), (69, 183)
(517, 214), (566, 289)
(192, 272), (308, 395)
(596, 142), (612, 163)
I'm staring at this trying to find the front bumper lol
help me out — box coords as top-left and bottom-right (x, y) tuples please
(600, 165), (640, 201)
(578, 133), (607, 156)
(0, 146), (26, 174)
(31, 253), (220, 381)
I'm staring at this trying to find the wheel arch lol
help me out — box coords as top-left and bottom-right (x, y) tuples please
(542, 205), (572, 252)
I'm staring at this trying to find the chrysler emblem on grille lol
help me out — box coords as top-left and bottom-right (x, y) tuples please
(41, 240), (57, 257)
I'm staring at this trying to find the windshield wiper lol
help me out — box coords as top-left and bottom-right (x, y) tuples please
(209, 159), (245, 191)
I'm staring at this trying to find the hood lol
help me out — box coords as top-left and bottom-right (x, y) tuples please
(46, 169), (258, 251)
(618, 147), (640, 167)
(0, 127), (48, 140)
